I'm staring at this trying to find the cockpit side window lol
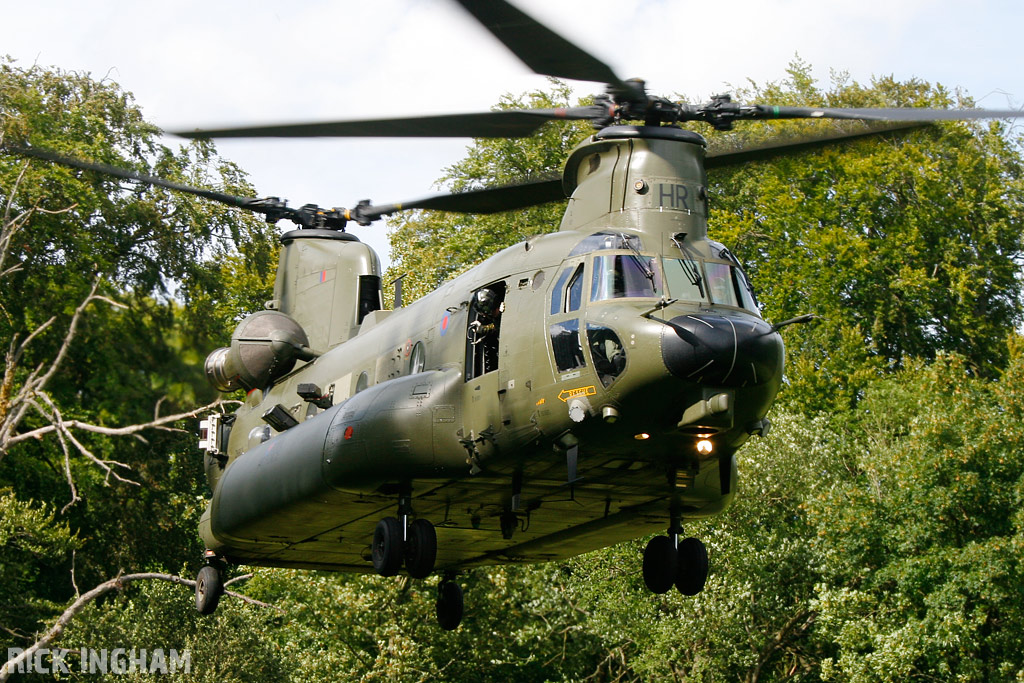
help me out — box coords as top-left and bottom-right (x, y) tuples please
(705, 262), (738, 307)
(550, 266), (573, 315)
(706, 262), (760, 314)
(733, 267), (759, 312)
(565, 264), (585, 312)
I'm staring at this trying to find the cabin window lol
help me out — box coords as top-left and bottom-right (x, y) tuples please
(550, 319), (586, 372)
(355, 371), (369, 393)
(590, 254), (661, 301)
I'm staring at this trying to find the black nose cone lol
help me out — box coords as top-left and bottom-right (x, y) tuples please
(661, 314), (783, 386)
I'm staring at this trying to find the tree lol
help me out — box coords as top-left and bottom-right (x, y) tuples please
(0, 59), (278, 648)
(706, 61), (1024, 410)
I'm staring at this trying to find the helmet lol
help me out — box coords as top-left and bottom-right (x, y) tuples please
(474, 288), (498, 315)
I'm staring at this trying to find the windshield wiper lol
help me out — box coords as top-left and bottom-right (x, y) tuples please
(670, 235), (705, 298)
(619, 233), (655, 287)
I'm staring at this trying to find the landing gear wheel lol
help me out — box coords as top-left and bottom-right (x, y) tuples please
(404, 518), (437, 579)
(372, 516), (404, 577)
(642, 535), (678, 594)
(675, 537), (709, 596)
(436, 579), (464, 631)
(195, 565), (223, 615)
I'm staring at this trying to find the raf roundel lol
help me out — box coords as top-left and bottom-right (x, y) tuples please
(440, 312), (450, 337)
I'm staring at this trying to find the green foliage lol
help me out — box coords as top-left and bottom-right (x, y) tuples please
(0, 489), (78, 639)
(54, 577), (286, 682)
(706, 61), (1024, 410)
(0, 60), (277, 650)
(808, 349), (1024, 680)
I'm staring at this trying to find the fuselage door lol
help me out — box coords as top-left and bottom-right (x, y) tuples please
(462, 281), (507, 466)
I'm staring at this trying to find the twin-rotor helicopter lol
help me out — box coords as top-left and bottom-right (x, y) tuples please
(6, 0), (1022, 631)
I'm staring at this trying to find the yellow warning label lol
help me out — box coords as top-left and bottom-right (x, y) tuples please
(558, 386), (597, 402)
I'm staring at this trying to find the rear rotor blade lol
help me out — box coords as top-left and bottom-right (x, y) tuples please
(358, 176), (565, 223)
(175, 106), (608, 140)
(452, 0), (626, 90)
(4, 143), (264, 209)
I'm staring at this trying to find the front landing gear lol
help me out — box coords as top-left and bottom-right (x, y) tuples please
(675, 536), (709, 596)
(642, 534), (708, 596)
(195, 559), (225, 615)
(436, 575), (464, 631)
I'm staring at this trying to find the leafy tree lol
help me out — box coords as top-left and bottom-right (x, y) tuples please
(706, 60), (1024, 410)
(808, 347), (1024, 680)
(0, 489), (77, 641)
(0, 59), (278, 650)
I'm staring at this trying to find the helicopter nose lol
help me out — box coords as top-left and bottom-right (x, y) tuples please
(661, 314), (783, 387)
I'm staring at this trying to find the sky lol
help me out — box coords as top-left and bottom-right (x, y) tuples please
(2, 0), (1021, 270)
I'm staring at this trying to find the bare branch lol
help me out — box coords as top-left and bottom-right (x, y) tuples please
(31, 393), (136, 491)
(0, 571), (277, 682)
(54, 425), (81, 514)
(223, 572), (254, 587)
(32, 277), (103, 395)
(67, 552), (81, 602)
(7, 398), (230, 447)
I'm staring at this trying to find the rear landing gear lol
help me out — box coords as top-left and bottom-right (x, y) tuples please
(436, 575), (464, 631)
(642, 534), (708, 596)
(195, 560), (224, 615)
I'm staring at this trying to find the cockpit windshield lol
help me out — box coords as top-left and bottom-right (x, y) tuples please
(591, 254), (662, 301)
(663, 258), (760, 314)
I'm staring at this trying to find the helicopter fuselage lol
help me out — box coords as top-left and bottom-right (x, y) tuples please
(198, 126), (784, 573)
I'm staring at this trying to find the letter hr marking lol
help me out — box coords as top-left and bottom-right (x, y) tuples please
(658, 184), (690, 211)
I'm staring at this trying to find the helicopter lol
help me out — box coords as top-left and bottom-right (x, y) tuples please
(5, 0), (1022, 632)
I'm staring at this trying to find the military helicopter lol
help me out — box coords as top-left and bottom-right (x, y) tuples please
(7, 0), (1022, 632)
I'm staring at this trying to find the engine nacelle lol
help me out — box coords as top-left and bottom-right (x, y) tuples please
(204, 310), (313, 392)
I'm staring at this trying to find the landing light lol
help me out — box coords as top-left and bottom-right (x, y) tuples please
(634, 433), (651, 441)
(696, 439), (714, 455)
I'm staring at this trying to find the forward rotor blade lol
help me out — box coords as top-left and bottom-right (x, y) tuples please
(359, 176), (565, 222)
(175, 106), (608, 140)
(705, 122), (929, 168)
(735, 105), (1024, 124)
(451, 0), (625, 90)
